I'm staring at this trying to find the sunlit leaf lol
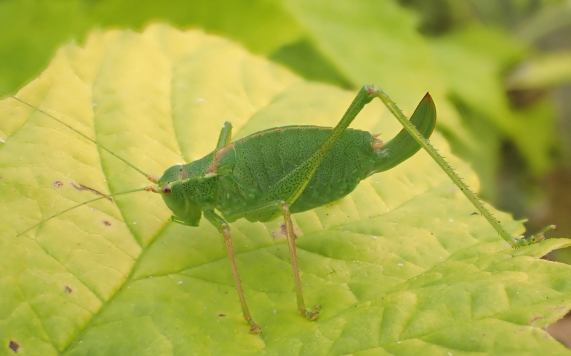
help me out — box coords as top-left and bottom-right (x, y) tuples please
(1, 25), (570, 355)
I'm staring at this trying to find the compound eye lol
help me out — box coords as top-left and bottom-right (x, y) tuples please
(162, 186), (172, 194)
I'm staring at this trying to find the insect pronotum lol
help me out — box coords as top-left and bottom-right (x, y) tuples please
(11, 85), (549, 333)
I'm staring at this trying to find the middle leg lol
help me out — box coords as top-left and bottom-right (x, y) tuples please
(225, 200), (320, 320)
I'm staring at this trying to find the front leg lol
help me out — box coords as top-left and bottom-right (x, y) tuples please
(203, 209), (261, 334)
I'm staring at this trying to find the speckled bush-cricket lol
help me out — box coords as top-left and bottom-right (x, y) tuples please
(12, 85), (548, 334)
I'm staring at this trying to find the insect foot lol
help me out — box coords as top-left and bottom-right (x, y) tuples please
(303, 305), (321, 321)
(513, 224), (556, 248)
(249, 322), (262, 335)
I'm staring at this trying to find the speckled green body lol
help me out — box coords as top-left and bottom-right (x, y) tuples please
(237, 127), (374, 216)
(160, 124), (425, 224)
(158, 88), (436, 227)
(159, 126), (378, 223)
(229, 127), (377, 215)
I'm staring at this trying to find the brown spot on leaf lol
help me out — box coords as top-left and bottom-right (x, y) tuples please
(53, 180), (63, 188)
(102, 220), (112, 227)
(272, 223), (300, 240)
(218, 313), (226, 318)
(271, 223), (288, 240)
(9, 340), (19, 353)
(64, 285), (73, 294)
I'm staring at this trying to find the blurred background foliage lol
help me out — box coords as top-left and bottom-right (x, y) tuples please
(0, 0), (569, 261)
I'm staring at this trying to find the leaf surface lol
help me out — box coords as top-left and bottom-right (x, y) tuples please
(0, 25), (570, 355)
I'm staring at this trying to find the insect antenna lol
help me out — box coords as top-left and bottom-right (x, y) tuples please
(11, 96), (157, 183)
(16, 186), (152, 238)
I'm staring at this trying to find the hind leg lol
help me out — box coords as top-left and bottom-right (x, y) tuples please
(282, 202), (320, 320)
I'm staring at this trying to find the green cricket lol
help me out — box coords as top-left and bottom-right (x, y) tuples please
(12, 85), (549, 334)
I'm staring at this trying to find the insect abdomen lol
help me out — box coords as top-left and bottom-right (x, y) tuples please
(288, 129), (377, 213)
(220, 126), (378, 217)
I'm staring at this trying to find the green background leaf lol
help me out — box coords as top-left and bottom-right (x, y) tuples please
(0, 0), (302, 96)
(276, 0), (555, 189)
(0, 0), (556, 177)
(1, 25), (570, 355)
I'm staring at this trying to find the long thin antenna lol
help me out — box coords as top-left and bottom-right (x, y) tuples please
(11, 96), (157, 183)
(16, 187), (150, 238)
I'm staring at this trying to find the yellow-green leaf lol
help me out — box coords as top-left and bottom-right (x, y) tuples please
(1, 25), (570, 355)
